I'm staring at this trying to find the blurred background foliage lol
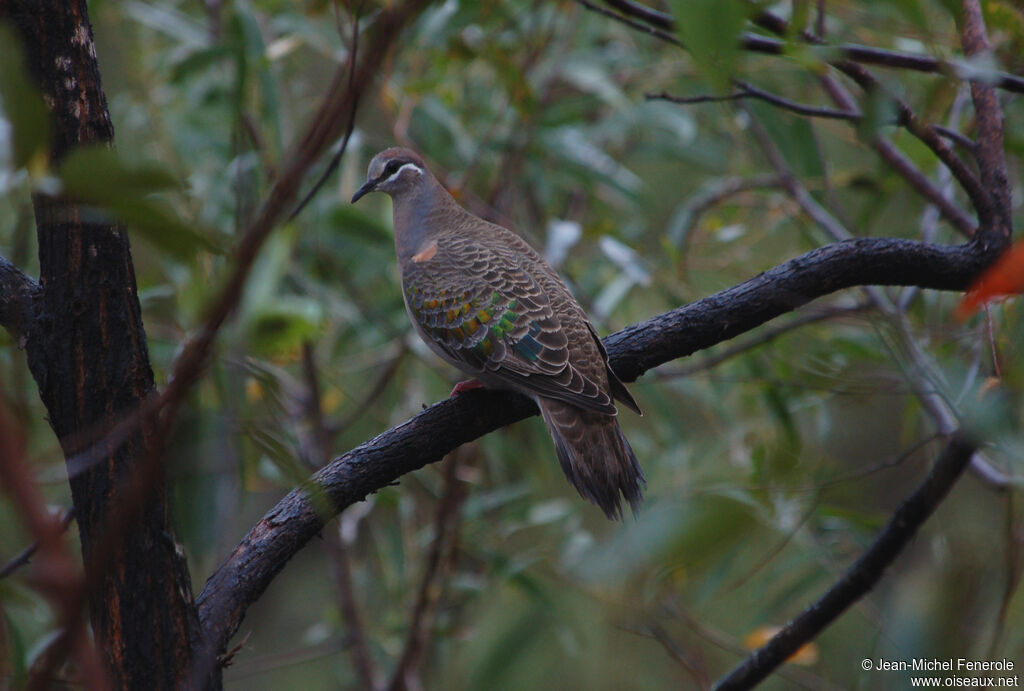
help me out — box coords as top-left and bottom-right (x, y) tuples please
(1, 0), (1023, 688)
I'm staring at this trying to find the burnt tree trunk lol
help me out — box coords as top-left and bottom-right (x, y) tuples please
(0, 1), (212, 687)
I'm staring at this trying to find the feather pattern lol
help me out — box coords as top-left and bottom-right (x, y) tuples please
(354, 147), (645, 518)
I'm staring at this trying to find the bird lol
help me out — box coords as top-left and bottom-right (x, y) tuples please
(351, 147), (644, 519)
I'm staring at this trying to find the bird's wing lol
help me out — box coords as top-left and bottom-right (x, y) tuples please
(403, 238), (616, 415)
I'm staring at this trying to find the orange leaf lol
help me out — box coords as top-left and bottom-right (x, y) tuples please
(956, 241), (1024, 320)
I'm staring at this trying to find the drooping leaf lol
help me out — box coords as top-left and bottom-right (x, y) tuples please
(58, 145), (219, 260)
(669, 0), (749, 92)
(0, 26), (51, 172)
(244, 295), (324, 357)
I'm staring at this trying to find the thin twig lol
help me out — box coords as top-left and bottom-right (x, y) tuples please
(833, 59), (991, 227)
(648, 85), (858, 120)
(738, 7), (985, 238)
(0, 509), (75, 579)
(0, 407), (106, 691)
(960, 0), (1013, 244)
(288, 3), (362, 222)
(301, 342), (379, 690)
(592, 0), (1024, 94)
(713, 432), (976, 689)
(326, 345), (408, 443)
(656, 303), (870, 379)
(386, 449), (468, 691)
(591, 0), (998, 231)
(823, 77), (977, 238)
(668, 173), (784, 248)
(631, 624), (710, 689)
(650, 84), (976, 152)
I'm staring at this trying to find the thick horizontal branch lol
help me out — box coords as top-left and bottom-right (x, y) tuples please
(605, 237), (987, 382)
(196, 235), (994, 658)
(0, 255), (40, 344)
(713, 431), (977, 690)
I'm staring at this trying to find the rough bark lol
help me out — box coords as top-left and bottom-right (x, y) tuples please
(0, 1), (208, 687)
(197, 233), (997, 659)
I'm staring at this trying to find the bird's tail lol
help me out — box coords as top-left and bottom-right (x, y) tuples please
(537, 398), (644, 520)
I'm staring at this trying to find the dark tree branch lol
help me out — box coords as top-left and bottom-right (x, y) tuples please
(647, 85), (858, 120)
(287, 2), (362, 223)
(591, 2), (992, 235)
(300, 343), (379, 691)
(594, 0), (1024, 94)
(713, 432), (977, 690)
(959, 0), (1012, 247)
(0, 508), (74, 579)
(0, 1), (207, 686)
(0, 255), (40, 345)
(196, 234), (997, 659)
(746, 9), (991, 234)
(0, 407), (104, 690)
(649, 84), (977, 153)
(387, 450), (467, 691)
(830, 59), (991, 227)
(818, 73), (978, 238)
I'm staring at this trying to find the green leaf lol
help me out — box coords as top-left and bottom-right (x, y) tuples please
(244, 296), (324, 357)
(856, 88), (899, 142)
(0, 26), (51, 171)
(58, 146), (219, 260)
(329, 203), (394, 247)
(669, 0), (749, 92)
(747, 100), (824, 179)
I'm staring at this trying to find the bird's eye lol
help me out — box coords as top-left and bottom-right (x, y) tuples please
(382, 160), (403, 177)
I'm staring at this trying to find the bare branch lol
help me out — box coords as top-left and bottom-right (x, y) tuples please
(667, 173), (784, 247)
(599, 3), (991, 232)
(739, 7), (986, 237)
(837, 70), (978, 233)
(713, 432), (977, 690)
(0, 406), (105, 690)
(301, 343), (379, 690)
(960, 0), (1013, 245)
(592, 0), (1024, 94)
(197, 233), (996, 658)
(647, 85), (858, 120)
(650, 84), (977, 153)
(287, 3), (362, 223)
(0, 509), (74, 579)
(830, 59), (991, 226)
(387, 450), (467, 691)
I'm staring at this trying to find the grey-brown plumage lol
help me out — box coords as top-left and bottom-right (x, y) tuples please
(352, 147), (644, 518)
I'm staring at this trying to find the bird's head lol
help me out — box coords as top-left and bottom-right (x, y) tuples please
(351, 147), (427, 203)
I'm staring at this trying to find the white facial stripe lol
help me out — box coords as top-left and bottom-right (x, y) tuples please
(380, 162), (423, 185)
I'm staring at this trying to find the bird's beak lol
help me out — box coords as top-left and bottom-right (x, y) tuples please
(351, 179), (376, 204)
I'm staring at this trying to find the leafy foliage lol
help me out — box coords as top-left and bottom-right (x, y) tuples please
(0, 0), (1022, 688)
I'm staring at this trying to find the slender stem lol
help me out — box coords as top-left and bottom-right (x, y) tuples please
(301, 343), (379, 690)
(713, 433), (976, 690)
(386, 451), (467, 691)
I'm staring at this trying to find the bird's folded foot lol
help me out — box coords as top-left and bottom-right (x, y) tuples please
(450, 379), (484, 397)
